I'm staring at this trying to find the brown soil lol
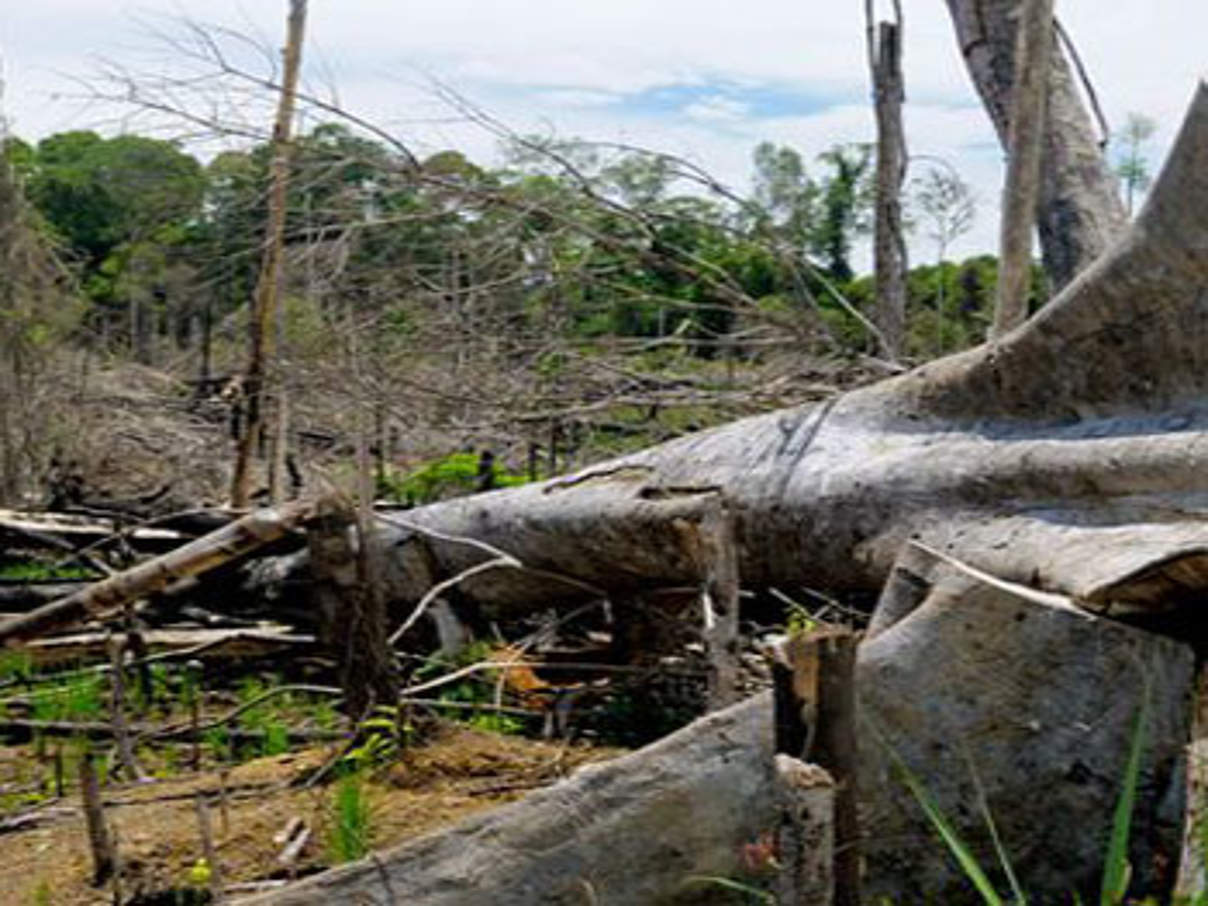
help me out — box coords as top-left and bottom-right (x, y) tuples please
(0, 726), (621, 904)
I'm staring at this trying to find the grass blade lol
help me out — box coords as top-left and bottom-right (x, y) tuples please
(963, 745), (1027, 906)
(681, 875), (775, 903)
(891, 752), (1005, 906)
(1100, 691), (1149, 906)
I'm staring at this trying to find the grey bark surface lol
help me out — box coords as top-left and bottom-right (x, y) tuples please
(240, 694), (780, 906)
(866, 0), (908, 357)
(944, 0), (1127, 288)
(991, 0), (1052, 337)
(860, 544), (1193, 902)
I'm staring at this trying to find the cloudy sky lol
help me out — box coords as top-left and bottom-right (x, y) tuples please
(1, 1), (1205, 265)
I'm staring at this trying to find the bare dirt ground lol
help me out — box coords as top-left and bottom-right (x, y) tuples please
(0, 726), (621, 904)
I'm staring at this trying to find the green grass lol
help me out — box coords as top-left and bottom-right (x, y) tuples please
(261, 719), (290, 757)
(0, 561), (96, 581)
(30, 675), (104, 723)
(327, 770), (372, 864)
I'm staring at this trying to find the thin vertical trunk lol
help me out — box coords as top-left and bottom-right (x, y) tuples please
(866, 0), (908, 359)
(80, 750), (116, 886)
(945, 0), (1126, 289)
(992, 0), (1053, 337)
(231, 0), (307, 507)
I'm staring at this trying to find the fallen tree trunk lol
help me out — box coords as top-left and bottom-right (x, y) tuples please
(242, 692), (794, 906)
(258, 83), (1208, 904)
(244, 553), (1190, 904)
(368, 83), (1208, 632)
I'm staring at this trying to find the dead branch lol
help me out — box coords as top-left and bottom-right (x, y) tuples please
(0, 497), (324, 645)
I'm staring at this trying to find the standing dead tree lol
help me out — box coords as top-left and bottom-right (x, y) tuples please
(944, 0), (1126, 289)
(865, 0), (908, 359)
(230, 0), (307, 508)
(991, 0), (1054, 337)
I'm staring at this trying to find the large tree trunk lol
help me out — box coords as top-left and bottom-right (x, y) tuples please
(944, 0), (1127, 289)
(373, 83), (1208, 631)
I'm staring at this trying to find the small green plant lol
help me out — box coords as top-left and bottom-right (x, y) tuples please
(31, 674), (104, 723)
(202, 725), (231, 763)
(379, 452), (530, 506)
(342, 707), (412, 772)
(465, 711), (525, 735)
(31, 879), (52, 906)
(0, 649), (34, 685)
(261, 719), (291, 757)
(0, 560), (96, 581)
(784, 602), (816, 636)
(328, 769), (372, 864)
(311, 699), (338, 731)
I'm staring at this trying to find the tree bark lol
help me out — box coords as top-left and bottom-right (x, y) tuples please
(307, 499), (397, 719)
(242, 694), (782, 906)
(944, 0), (1127, 288)
(230, 0), (306, 508)
(991, 0), (1053, 337)
(866, 0), (908, 358)
(354, 83), (1208, 639)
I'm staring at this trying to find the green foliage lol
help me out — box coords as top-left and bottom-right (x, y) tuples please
(202, 726), (232, 763)
(327, 769), (373, 864)
(784, 602), (817, 636)
(311, 699), (338, 732)
(464, 711), (525, 735)
(260, 720), (291, 758)
(30, 675), (103, 723)
(0, 560), (96, 581)
(380, 452), (529, 506)
(0, 649), (34, 685)
(31, 879), (52, 906)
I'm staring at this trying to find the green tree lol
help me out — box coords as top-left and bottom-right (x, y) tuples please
(810, 144), (873, 283)
(29, 132), (204, 267)
(1114, 112), (1157, 217)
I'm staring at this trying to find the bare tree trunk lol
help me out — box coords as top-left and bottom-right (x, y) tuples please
(866, 0), (908, 358)
(992, 0), (1054, 337)
(307, 498), (397, 720)
(80, 749), (116, 886)
(944, 0), (1126, 289)
(231, 0), (307, 508)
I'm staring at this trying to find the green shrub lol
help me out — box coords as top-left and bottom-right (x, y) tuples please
(379, 452), (530, 506)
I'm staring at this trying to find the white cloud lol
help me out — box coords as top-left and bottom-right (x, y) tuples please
(1, 0), (1204, 266)
(682, 95), (751, 123)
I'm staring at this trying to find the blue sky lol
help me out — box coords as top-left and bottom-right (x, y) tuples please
(2, 1), (1205, 267)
